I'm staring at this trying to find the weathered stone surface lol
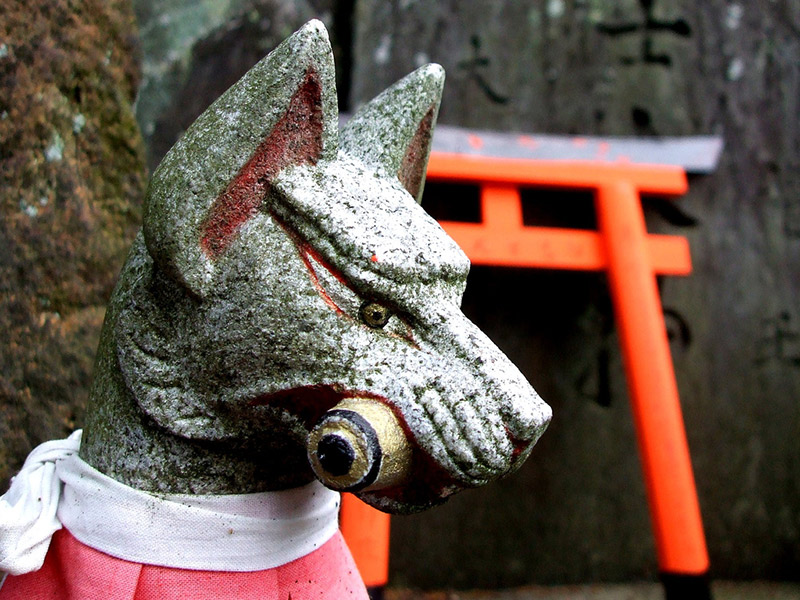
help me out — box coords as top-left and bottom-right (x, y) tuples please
(0, 0), (147, 490)
(80, 21), (551, 514)
(351, 0), (800, 586)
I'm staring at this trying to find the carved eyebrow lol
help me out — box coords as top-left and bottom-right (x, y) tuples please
(269, 209), (355, 316)
(271, 211), (421, 346)
(268, 170), (469, 316)
(296, 236), (419, 346)
(299, 241), (352, 317)
(270, 158), (470, 285)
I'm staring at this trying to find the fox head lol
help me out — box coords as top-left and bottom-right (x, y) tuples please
(82, 21), (551, 513)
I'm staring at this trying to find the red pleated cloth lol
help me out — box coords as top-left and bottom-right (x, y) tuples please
(0, 528), (368, 600)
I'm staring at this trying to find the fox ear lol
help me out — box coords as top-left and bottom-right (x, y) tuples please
(340, 64), (444, 203)
(143, 20), (338, 297)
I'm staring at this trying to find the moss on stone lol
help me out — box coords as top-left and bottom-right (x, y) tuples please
(0, 0), (147, 489)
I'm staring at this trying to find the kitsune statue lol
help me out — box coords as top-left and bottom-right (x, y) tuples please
(0, 20), (550, 599)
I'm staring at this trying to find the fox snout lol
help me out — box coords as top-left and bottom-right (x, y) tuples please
(381, 305), (544, 482)
(423, 307), (551, 474)
(448, 327), (550, 459)
(293, 314), (549, 513)
(262, 154), (551, 510)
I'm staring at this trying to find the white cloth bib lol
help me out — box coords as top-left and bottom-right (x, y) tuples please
(0, 431), (340, 575)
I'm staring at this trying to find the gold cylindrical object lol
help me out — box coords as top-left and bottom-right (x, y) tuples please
(307, 397), (411, 492)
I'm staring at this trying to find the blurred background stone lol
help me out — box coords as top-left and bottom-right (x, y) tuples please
(0, 0), (147, 489)
(132, 0), (351, 170)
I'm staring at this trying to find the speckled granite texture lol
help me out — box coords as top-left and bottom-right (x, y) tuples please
(79, 20), (550, 514)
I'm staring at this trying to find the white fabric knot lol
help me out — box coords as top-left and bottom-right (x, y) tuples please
(1, 431), (341, 575)
(0, 430), (81, 575)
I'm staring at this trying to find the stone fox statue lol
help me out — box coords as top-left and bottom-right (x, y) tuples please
(0, 20), (550, 599)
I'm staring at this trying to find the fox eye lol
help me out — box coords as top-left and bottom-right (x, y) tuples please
(359, 301), (392, 329)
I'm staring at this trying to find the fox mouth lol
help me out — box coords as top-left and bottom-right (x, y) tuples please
(250, 384), (533, 488)
(251, 385), (421, 494)
(249, 384), (392, 429)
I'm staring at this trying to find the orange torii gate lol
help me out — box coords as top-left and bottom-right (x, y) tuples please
(341, 134), (721, 599)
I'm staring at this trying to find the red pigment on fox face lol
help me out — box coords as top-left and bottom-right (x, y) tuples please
(201, 68), (324, 258)
(269, 211), (354, 316)
(299, 246), (347, 316)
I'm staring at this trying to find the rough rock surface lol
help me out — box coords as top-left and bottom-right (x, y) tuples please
(0, 0), (147, 490)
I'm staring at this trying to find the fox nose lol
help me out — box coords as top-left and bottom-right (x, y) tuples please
(497, 375), (551, 443)
(308, 398), (412, 492)
(431, 309), (551, 477)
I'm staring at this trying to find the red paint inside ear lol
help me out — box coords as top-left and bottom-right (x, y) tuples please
(201, 68), (325, 258)
(397, 104), (435, 200)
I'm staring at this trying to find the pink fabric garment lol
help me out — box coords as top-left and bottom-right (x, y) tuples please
(0, 529), (368, 600)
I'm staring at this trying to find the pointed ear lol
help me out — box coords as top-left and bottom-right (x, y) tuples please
(340, 64), (444, 203)
(143, 20), (338, 297)
(200, 68), (325, 260)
